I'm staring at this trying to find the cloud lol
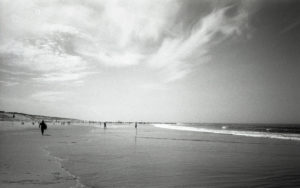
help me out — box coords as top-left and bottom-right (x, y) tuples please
(1, 39), (86, 71)
(140, 83), (168, 91)
(280, 20), (300, 34)
(0, 69), (36, 76)
(147, 5), (248, 82)
(0, 0), (95, 84)
(75, 0), (179, 67)
(0, 80), (19, 87)
(0, 0), (179, 84)
(32, 71), (96, 82)
(30, 91), (65, 102)
(0, 0), (250, 85)
(0, 40), (88, 85)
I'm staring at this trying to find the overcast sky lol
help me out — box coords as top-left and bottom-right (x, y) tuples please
(0, 0), (299, 123)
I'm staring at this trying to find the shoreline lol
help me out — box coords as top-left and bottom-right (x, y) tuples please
(1, 121), (300, 187)
(43, 147), (86, 188)
(0, 122), (93, 188)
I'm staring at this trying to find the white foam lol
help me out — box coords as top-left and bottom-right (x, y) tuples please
(153, 124), (300, 141)
(43, 147), (87, 188)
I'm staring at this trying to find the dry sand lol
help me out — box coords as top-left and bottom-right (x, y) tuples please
(0, 121), (92, 188)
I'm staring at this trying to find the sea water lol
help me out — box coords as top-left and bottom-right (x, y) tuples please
(47, 123), (300, 187)
(154, 123), (300, 141)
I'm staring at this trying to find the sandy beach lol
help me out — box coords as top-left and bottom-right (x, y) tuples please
(1, 121), (300, 188)
(1, 0), (300, 187)
(0, 121), (92, 188)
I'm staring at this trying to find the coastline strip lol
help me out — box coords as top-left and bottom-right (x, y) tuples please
(153, 124), (300, 141)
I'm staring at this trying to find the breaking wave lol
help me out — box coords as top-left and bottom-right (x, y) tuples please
(153, 124), (300, 141)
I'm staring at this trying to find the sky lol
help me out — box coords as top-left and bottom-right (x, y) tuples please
(0, 0), (299, 123)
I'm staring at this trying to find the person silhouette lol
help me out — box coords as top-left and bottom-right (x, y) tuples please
(39, 120), (47, 135)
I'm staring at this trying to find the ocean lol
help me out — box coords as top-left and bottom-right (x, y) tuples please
(46, 123), (300, 187)
(155, 123), (300, 141)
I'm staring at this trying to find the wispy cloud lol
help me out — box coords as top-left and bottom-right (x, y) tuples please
(0, 69), (36, 76)
(0, 80), (19, 87)
(0, 0), (95, 84)
(0, 0), (179, 84)
(32, 71), (96, 82)
(0, 36), (89, 83)
(0, 0), (250, 85)
(148, 5), (248, 82)
(30, 91), (65, 102)
(280, 20), (300, 34)
(140, 83), (168, 91)
(75, 0), (179, 68)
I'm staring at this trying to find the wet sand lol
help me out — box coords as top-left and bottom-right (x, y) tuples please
(51, 124), (300, 187)
(0, 121), (92, 188)
(1, 122), (300, 187)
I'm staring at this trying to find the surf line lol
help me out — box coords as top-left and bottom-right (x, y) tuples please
(42, 146), (88, 188)
(153, 124), (300, 141)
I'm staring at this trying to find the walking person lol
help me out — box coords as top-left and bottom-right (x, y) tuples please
(39, 120), (47, 135)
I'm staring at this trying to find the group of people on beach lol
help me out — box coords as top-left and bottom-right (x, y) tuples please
(38, 121), (138, 136)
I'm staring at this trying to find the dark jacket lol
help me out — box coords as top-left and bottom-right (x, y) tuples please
(39, 121), (47, 130)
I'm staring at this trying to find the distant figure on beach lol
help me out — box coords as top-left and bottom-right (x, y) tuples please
(39, 120), (47, 135)
(135, 122), (138, 128)
(104, 122), (107, 128)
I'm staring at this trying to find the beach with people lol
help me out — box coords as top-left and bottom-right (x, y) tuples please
(1, 116), (300, 188)
(1, 0), (300, 187)
(0, 121), (89, 188)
